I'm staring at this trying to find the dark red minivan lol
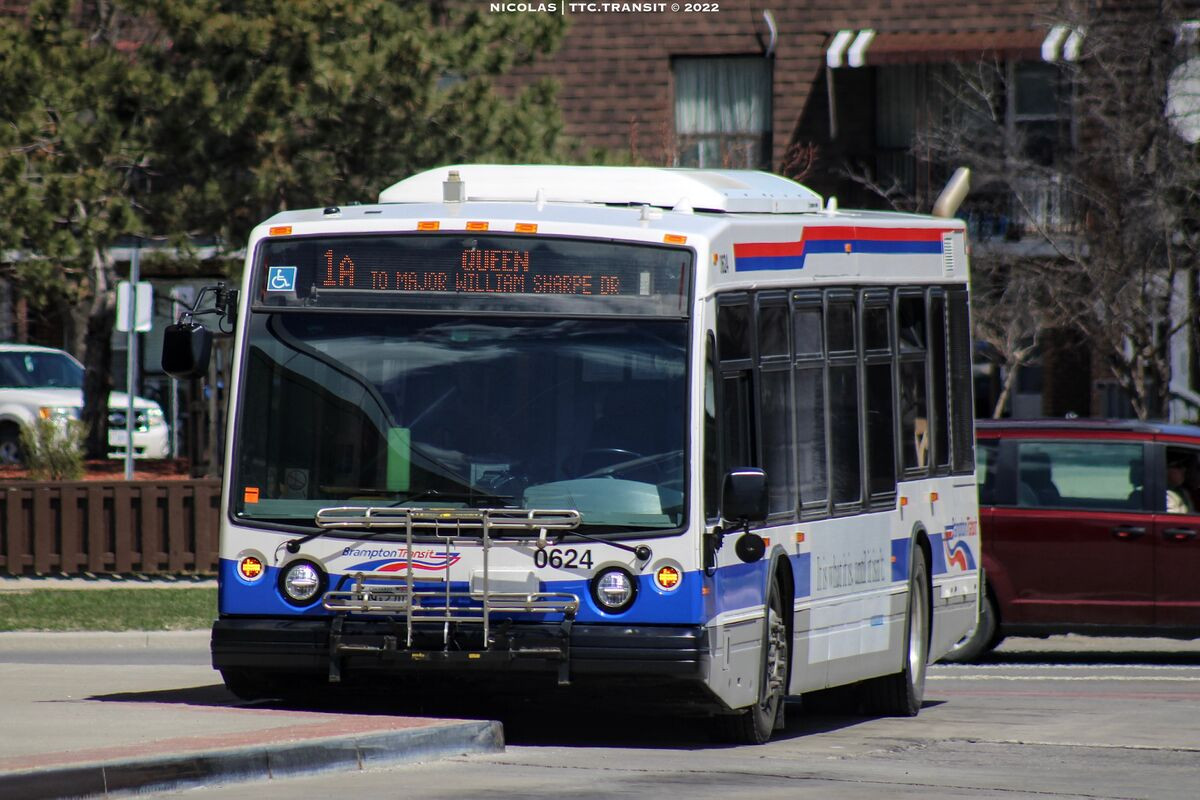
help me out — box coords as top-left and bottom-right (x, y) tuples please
(944, 419), (1200, 661)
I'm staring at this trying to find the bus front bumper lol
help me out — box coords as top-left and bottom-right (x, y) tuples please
(211, 617), (709, 685)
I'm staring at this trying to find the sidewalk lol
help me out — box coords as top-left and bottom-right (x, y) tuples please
(0, 631), (502, 799)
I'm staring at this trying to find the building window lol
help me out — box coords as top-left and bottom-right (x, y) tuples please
(674, 56), (772, 170)
(874, 61), (1070, 236)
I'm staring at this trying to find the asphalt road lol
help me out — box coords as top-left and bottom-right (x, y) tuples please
(130, 635), (1200, 800)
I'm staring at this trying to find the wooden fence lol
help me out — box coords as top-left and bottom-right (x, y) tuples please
(1, 480), (222, 576)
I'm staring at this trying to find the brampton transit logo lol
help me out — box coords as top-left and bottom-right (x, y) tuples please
(942, 522), (978, 572)
(342, 546), (461, 572)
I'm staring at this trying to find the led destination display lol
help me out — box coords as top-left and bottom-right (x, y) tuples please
(256, 234), (691, 315)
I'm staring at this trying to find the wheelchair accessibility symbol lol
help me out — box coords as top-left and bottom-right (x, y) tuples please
(267, 266), (297, 292)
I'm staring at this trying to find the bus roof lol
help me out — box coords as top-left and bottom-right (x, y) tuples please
(378, 164), (825, 214)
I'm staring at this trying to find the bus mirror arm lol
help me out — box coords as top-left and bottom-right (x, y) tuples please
(177, 283), (239, 331)
(705, 520), (766, 573)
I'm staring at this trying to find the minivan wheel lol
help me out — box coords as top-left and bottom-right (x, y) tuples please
(941, 592), (1001, 663)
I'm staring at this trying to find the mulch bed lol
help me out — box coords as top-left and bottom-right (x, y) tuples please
(0, 459), (199, 482)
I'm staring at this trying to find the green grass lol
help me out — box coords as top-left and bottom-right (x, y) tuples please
(0, 588), (217, 631)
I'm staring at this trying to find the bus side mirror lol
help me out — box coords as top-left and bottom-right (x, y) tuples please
(721, 467), (768, 526)
(162, 322), (213, 379)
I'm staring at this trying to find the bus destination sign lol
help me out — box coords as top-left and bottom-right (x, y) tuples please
(256, 234), (690, 314)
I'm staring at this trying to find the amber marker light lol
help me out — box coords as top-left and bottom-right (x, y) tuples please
(238, 556), (264, 581)
(663, 234), (687, 244)
(466, 221), (489, 231)
(795, 531), (806, 544)
(515, 223), (538, 233)
(417, 221), (440, 231)
(900, 496), (909, 507)
(655, 565), (682, 591)
(930, 491), (940, 502)
(268, 226), (292, 236)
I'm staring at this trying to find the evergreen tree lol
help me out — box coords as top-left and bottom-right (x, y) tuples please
(0, 0), (564, 460)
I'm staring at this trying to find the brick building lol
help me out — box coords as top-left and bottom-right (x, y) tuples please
(502, 0), (1200, 420)
(504, 1), (1054, 202)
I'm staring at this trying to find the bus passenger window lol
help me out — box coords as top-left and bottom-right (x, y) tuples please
(757, 301), (789, 359)
(721, 372), (754, 471)
(793, 304), (823, 357)
(718, 302), (751, 361)
(898, 292), (929, 473)
(930, 293), (950, 470)
(866, 362), (896, 499)
(829, 364), (861, 505)
(795, 366), (828, 512)
(794, 296), (827, 515)
(761, 368), (795, 514)
(948, 290), (975, 473)
(898, 295), (927, 352)
(900, 361), (928, 470)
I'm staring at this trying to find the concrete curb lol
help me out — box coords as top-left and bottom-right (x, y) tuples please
(0, 718), (503, 800)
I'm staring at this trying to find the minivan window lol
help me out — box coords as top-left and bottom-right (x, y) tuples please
(1014, 441), (1144, 510)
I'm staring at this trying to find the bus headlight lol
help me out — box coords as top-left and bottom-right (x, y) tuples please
(590, 567), (637, 613)
(280, 560), (324, 605)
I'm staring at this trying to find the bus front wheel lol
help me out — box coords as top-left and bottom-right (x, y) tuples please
(716, 578), (789, 744)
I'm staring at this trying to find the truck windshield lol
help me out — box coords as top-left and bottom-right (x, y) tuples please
(233, 312), (688, 533)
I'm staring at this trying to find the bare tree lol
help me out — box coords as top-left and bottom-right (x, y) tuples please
(971, 253), (1063, 417)
(917, 0), (1200, 420)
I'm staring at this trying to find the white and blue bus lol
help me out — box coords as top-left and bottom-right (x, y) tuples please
(164, 165), (980, 743)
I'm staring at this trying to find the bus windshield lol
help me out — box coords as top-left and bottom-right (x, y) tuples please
(233, 312), (688, 533)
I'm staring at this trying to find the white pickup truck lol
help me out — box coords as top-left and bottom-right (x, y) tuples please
(0, 343), (170, 464)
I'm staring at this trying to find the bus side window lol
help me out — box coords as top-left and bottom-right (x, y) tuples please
(929, 291), (950, 473)
(717, 297), (756, 479)
(757, 294), (795, 516)
(827, 292), (861, 509)
(863, 291), (897, 505)
(948, 289), (976, 474)
(897, 292), (929, 474)
(793, 294), (828, 517)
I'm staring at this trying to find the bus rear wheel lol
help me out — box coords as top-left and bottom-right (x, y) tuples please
(716, 578), (788, 744)
(861, 547), (929, 716)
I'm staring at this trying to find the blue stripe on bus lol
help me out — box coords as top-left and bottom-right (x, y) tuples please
(892, 538), (910, 583)
(735, 255), (806, 271)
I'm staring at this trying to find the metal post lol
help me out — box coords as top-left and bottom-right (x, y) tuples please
(124, 245), (139, 481)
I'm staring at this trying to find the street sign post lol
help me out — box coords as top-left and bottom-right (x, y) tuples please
(117, 253), (152, 479)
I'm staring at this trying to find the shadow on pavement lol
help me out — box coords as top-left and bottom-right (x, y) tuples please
(84, 683), (916, 750)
